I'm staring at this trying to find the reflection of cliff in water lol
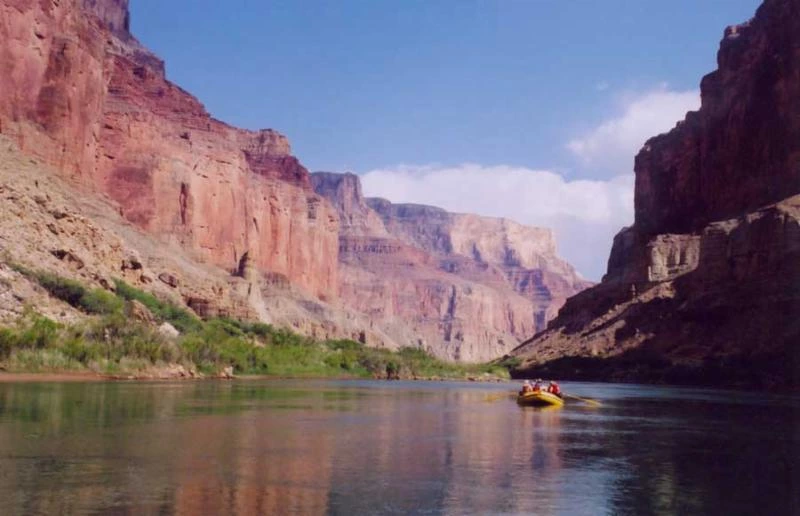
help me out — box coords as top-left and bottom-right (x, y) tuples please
(0, 382), (187, 514)
(0, 382), (337, 515)
(1, 382), (797, 515)
(324, 389), (569, 515)
(324, 387), (454, 513)
(560, 392), (800, 515)
(171, 412), (333, 514)
(442, 402), (565, 515)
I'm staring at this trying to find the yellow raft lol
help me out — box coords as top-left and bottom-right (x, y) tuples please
(516, 390), (565, 407)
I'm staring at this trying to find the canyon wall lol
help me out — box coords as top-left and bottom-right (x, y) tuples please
(312, 172), (591, 361)
(0, 0), (592, 362)
(0, 0), (338, 299)
(510, 0), (800, 388)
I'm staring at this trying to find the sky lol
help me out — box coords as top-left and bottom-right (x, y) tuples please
(130, 0), (761, 280)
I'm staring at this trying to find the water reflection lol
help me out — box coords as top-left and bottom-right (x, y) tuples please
(0, 380), (797, 515)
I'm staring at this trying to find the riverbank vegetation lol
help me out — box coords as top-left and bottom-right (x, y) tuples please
(0, 269), (509, 381)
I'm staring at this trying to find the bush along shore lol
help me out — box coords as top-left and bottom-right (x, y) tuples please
(0, 268), (510, 381)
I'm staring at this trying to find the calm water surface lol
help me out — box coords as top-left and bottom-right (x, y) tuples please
(0, 379), (798, 515)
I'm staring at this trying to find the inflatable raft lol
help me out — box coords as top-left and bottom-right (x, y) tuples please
(516, 390), (565, 407)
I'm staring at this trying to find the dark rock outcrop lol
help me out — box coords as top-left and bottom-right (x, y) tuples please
(510, 0), (800, 389)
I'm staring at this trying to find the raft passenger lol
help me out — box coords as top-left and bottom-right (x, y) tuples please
(520, 380), (534, 395)
(548, 381), (562, 398)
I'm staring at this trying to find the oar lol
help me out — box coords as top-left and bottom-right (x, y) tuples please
(563, 393), (601, 406)
(484, 392), (516, 402)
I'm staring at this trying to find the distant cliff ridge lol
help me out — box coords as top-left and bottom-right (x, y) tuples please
(510, 0), (800, 389)
(312, 172), (591, 362)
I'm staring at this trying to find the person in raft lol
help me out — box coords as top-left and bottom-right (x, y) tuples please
(547, 381), (562, 398)
(520, 380), (534, 395)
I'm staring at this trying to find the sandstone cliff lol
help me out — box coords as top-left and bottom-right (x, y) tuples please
(0, 0), (338, 300)
(510, 0), (800, 389)
(0, 134), (400, 350)
(0, 0), (591, 363)
(312, 172), (591, 362)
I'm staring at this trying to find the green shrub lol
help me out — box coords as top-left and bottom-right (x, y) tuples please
(79, 288), (124, 314)
(356, 348), (390, 375)
(269, 327), (313, 347)
(206, 318), (246, 338)
(13, 267), (124, 315)
(324, 348), (360, 371)
(159, 304), (202, 334)
(17, 315), (60, 349)
(495, 356), (522, 370)
(86, 314), (172, 364)
(62, 337), (99, 364)
(386, 360), (400, 378)
(36, 272), (86, 307)
(246, 322), (274, 338)
(179, 334), (220, 368)
(218, 337), (269, 373)
(114, 279), (201, 333)
(0, 328), (16, 359)
(327, 339), (363, 351)
(6, 348), (76, 372)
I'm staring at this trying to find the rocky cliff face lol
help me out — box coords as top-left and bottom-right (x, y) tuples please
(0, 0), (588, 363)
(312, 172), (591, 361)
(0, 0), (338, 300)
(510, 0), (800, 389)
(635, 0), (800, 235)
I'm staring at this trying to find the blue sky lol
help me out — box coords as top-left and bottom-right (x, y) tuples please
(130, 0), (761, 278)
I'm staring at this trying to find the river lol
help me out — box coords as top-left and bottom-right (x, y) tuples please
(0, 379), (797, 515)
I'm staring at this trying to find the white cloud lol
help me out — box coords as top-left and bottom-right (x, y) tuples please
(360, 164), (634, 280)
(356, 87), (698, 280)
(567, 87), (699, 176)
(595, 80), (610, 91)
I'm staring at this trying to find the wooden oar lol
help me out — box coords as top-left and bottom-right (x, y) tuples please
(563, 393), (601, 406)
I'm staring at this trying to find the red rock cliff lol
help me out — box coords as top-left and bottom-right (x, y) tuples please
(312, 172), (591, 361)
(634, 0), (800, 235)
(511, 0), (800, 389)
(0, 0), (338, 299)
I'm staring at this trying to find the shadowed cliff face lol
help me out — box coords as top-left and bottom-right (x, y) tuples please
(635, 0), (800, 235)
(511, 0), (800, 389)
(0, 0), (338, 300)
(312, 172), (592, 362)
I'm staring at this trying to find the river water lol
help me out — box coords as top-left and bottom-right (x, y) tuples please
(0, 379), (797, 515)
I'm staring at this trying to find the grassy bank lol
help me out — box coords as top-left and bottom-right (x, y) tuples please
(0, 269), (509, 380)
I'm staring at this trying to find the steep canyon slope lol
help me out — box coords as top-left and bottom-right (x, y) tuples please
(0, 0), (591, 361)
(510, 0), (800, 388)
(0, 0), (338, 299)
(312, 172), (591, 361)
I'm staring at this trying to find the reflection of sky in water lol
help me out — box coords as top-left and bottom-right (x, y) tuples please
(0, 379), (797, 515)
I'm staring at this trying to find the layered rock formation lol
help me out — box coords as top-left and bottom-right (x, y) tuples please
(312, 172), (591, 361)
(0, 134), (395, 349)
(0, 0), (337, 299)
(0, 0), (592, 362)
(510, 0), (800, 388)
